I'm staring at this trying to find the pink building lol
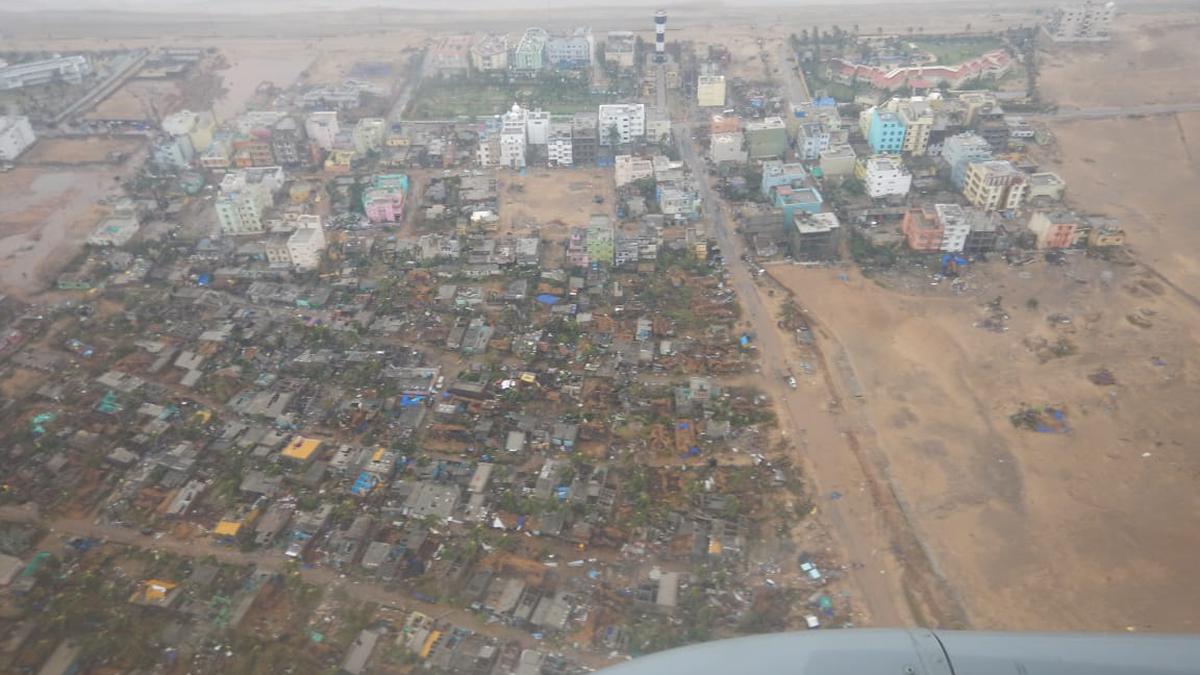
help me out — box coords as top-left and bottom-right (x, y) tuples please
(827, 49), (1012, 91)
(361, 174), (408, 224)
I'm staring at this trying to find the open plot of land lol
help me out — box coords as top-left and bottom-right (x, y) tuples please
(1037, 112), (1200, 300)
(0, 166), (123, 297)
(84, 79), (182, 120)
(771, 260), (1200, 632)
(1039, 15), (1200, 109)
(19, 136), (144, 165)
(496, 168), (614, 233)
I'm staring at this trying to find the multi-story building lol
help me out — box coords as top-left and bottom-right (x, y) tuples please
(199, 137), (233, 170)
(657, 185), (699, 217)
(500, 104), (528, 169)
(0, 55), (91, 90)
(0, 115), (37, 161)
(471, 34), (509, 72)
(566, 228), (590, 267)
(744, 117), (788, 160)
(151, 134), (193, 169)
(362, 174), (408, 224)
(525, 110), (551, 145)
(789, 212), (840, 261)
(546, 28), (594, 68)
(215, 167), (285, 235)
(1027, 210), (1080, 249)
(604, 31), (637, 69)
(819, 144), (857, 177)
(861, 156), (912, 199)
(865, 109), (907, 154)
(645, 107), (672, 145)
(901, 204), (943, 251)
(598, 104), (645, 146)
(353, 118), (386, 155)
(894, 98), (934, 156)
(162, 109), (215, 157)
(941, 132), (994, 188)
(963, 160), (1028, 211)
(761, 161), (809, 196)
(586, 214), (614, 264)
(615, 155), (654, 187)
(286, 220), (326, 271)
(232, 136), (275, 168)
(1044, 0), (1117, 42)
(933, 203), (972, 253)
(305, 111), (339, 151)
(710, 132), (747, 164)
(797, 122), (830, 161)
(429, 35), (473, 76)
(697, 75), (727, 108)
(571, 113), (599, 165)
(514, 28), (550, 71)
(772, 185), (824, 221)
(270, 117), (307, 167)
(1028, 172), (1066, 203)
(548, 122), (573, 167)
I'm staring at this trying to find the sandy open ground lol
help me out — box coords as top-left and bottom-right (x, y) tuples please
(771, 259), (1200, 632)
(19, 137), (144, 165)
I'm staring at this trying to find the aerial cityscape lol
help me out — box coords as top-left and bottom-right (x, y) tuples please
(0, 0), (1198, 672)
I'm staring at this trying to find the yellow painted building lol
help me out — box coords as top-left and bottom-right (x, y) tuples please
(697, 74), (727, 108)
(281, 435), (322, 462)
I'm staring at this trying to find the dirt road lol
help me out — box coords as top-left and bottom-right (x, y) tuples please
(675, 119), (941, 628)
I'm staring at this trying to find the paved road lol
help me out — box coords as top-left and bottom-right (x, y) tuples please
(776, 45), (811, 107)
(673, 121), (906, 627)
(0, 504), (615, 668)
(1029, 102), (1200, 121)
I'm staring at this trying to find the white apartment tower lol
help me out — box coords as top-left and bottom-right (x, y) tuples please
(598, 103), (645, 145)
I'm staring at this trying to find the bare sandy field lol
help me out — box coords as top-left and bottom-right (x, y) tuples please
(1034, 112), (1200, 300)
(771, 259), (1200, 632)
(496, 168), (615, 235)
(1039, 14), (1200, 109)
(0, 167), (122, 297)
(84, 80), (182, 120)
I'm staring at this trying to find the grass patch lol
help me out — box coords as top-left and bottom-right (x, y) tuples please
(912, 37), (1006, 65)
(406, 75), (616, 119)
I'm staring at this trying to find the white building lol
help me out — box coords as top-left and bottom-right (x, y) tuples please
(305, 111), (340, 151)
(548, 122), (573, 167)
(1044, 0), (1117, 42)
(0, 55), (91, 90)
(471, 34), (509, 71)
(216, 167), (285, 235)
(0, 115), (36, 161)
(87, 216), (140, 247)
(797, 122), (830, 161)
(645, 108), (671, 145)
(352, 118), (386, 154)
(614, 155), (654, 186)
(286, 220), (326, 271)
(598, 103), (645, 145)
(162, 109), (215, 155)
(934, 203), (971, 253)
(526, 110), (551, 145)
(710, 132), (747, 164)
(863, 156), (912, 199)
(500, 104), (528, 169)
(151, 134), (194, 169)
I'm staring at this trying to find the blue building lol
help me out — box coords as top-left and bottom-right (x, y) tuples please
(941, 132), (994, 188)
(772, 185), (824, 222)
(760, 160), (809, 197)
(867, 110), (907, 154)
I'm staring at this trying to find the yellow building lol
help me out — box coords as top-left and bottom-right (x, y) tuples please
(963, 160), (1028, 212)
(214, 520), (242, 538)
(281, 435), (322, 462)
(323, 149), (355, 173)
(697, 74), (727, 108)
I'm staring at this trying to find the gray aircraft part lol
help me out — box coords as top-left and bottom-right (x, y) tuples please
(599, 629), (1200, 675)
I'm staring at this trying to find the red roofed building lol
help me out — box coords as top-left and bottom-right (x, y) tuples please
(827, 49), (1013, 91)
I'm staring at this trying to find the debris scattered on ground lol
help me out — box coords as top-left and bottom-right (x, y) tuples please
(1088, 368), (1117, 386)
(1010, 405), (1070, 434)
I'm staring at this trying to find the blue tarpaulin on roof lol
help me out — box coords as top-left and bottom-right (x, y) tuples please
(678, 422), (689, 430)
(400, 395), (425, 407)
(351, 471), (378, 495)
(197, 274), (211, 286)
(536, 294), (561, 305)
